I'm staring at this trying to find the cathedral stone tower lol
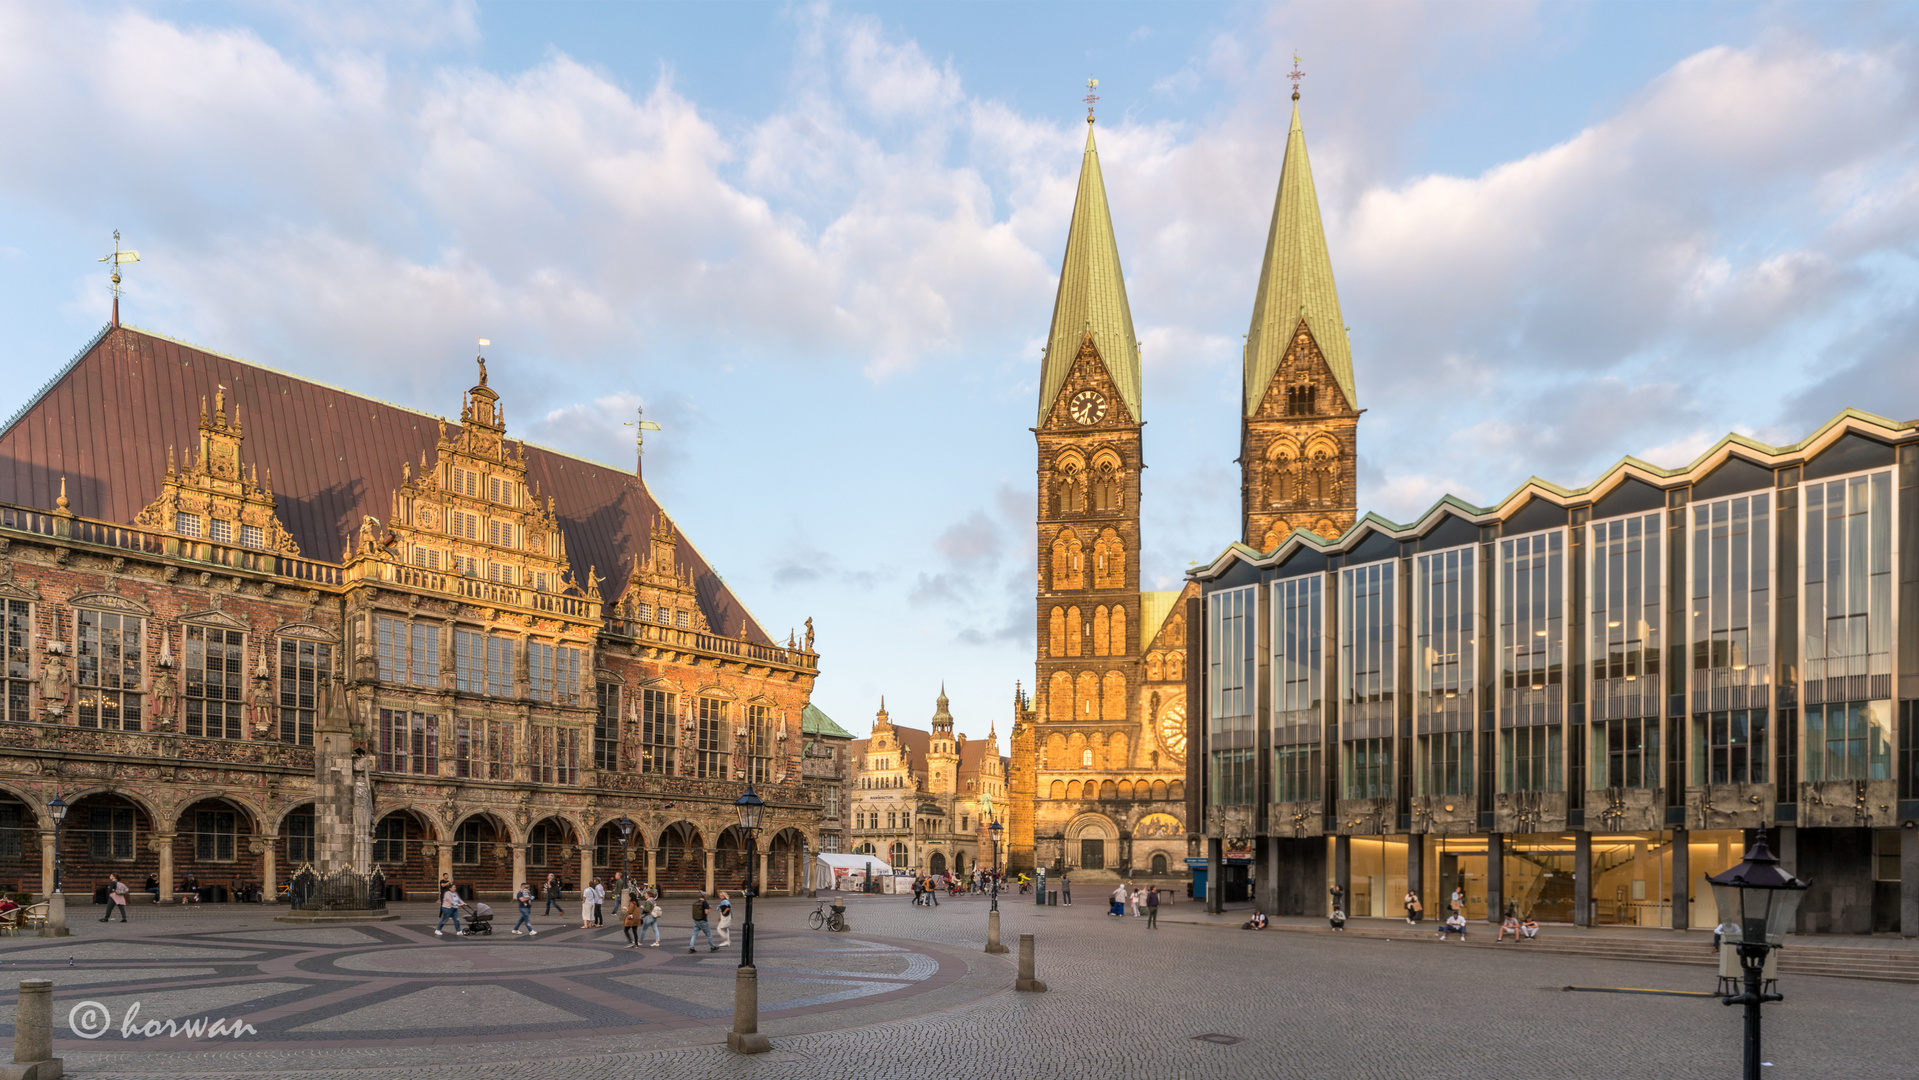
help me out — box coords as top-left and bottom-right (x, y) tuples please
(1241, 100), (1360, 550)
(1029, 114), (1145, 876)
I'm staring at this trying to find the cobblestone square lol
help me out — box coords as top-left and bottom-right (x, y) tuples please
(2, 892), (1913, 1078)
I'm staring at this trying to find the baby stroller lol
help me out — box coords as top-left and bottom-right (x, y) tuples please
(463, 901), (494, 936)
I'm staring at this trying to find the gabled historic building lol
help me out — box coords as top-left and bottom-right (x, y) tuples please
(0, 320), (826, 902)
(848, 691), (1008, 877)
(1007, 112), (1196, 880)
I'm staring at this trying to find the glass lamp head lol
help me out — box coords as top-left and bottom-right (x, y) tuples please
(736, 785), (765, 833)
(617, 815), (634, 841)
(1706, 838), (1810, 946)
(47, 795), (67, 823)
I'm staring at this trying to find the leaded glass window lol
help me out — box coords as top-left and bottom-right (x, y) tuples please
(183, 625), (242, 739)
(594, 682), (621, 770)
(1, 598), (29, 723)
(696, 698), (728, 779)
(641, 688), (677, 774)
(278, 640), (331, 746)
(76, 609), (143, 730)
(375, 616), (438, 688)
(378, 709), (438, 775)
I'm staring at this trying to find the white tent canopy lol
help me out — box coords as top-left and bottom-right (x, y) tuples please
(815, 852), (892, 889)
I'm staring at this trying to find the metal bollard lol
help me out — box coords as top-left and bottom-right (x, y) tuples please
(725, 966), (771, 1054)
(985, 908), (1008, 953)
(1014, 933), (1047, 993)
(4, 979), (63, 1080)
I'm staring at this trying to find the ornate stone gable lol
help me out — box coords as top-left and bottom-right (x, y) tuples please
(377, 358), (590, 609)
(1242, 319), (1360, 550)
(612, 512), (711, 633)
(131, 388), (300, 554)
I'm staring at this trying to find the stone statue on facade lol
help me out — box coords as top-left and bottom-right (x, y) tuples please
(149, 671), (179, 731)
(247, 660), (274, 735)
(804, 617), (814, 651)
(38, 652), (69, 717)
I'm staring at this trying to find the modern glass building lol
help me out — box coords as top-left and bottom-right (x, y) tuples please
(1185, 415), (1918, 935)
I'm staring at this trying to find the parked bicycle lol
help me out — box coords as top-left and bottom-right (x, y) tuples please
(808, 899), (847, 932)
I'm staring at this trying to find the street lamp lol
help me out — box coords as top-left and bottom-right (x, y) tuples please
(1707, 837), (1811, 1080)
(617, 816), (634, 899)
(988, 819), (1003, 913)
(46, 795), (67, 895)
(727, 784), (770, 1055)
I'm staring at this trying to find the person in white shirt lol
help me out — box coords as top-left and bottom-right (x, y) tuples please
(435, 885), (465, 936)
(580, 879), (599, 929)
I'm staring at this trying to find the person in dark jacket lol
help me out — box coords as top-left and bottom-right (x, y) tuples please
(687, 893), (718, 952)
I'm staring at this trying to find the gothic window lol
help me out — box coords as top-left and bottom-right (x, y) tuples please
(376, 616), (438, 688)
(1048, 607), (1066, 657)
(1166, 651), (1184, 681)
(1146, 652), (1163, 681)
(1091, 462), (1121, 512)
(696, 698), (728, 778)
(747, 704), (774, 784)
(1093, 530), (1125, 589)
(1, 598), (27, 724)
(379, 709), (438, 775)
(1066, 606), (1083, 657)
(1075, 672), (1099, 719)
(1056, 464), (1084, 514)
(278, 639), (332, 747)
(1093, 606), (1110, 656)
(184, 625), (243, 739)
(77, 609), (143, 731)
(594, 682), (620, 770)
(531, 724), (579, 785)
(1051, 531), (1085, 590)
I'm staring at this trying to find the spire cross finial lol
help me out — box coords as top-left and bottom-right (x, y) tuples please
(1083, 76), (1099, 122)
(1288, 53), (1305, 101)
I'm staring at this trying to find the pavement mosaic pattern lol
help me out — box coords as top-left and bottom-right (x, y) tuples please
(1, 894), (1914, 1078)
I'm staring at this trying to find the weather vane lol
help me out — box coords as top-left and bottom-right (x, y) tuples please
(1083, 76), (1099, 122)
(98, 229), (140, 326)
(1288, 53), (1305, 101)
(624, 404), (662, 468)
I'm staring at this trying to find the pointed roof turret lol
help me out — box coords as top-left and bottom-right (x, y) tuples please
(1244, 102), (1356, 416)
(1037, 118), (1141, 425)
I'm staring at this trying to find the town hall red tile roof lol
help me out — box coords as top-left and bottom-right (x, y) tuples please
(0, 323), (773, 642)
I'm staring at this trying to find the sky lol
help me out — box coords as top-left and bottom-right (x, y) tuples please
(3, 1), (1918, 743)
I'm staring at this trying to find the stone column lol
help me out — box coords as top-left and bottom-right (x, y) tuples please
(1333, 835), (1351, 917)
(37, 830), (53, 899)
(1205, 836), (1223, 914)
(704, 847), (717, 897)
(1572, 830), (1592, 927)
(1901, 823), (1917, 940)
(261, 840), (277, 904)
(436, 844), (453, 886)
(646, 846), (660, 892)
(511, 844), (527, 893)
(1671, 828), (1689, 931)
(579, 844), (595, 894)
(1486, 832), (1504, 923)
(757, 850), (768, 896)
(1405, 834), (1424, 918)
(156, 833), (175, 904)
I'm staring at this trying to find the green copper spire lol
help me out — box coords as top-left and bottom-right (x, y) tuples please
(1244, 102), (1356, 416)
(1037, 119), (1141, 426)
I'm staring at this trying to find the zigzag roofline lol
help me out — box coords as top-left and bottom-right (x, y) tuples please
(1190, 407), (1917, 581)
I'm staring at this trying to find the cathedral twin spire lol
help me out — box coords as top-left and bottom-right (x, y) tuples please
(1037, 118), (1142, 426)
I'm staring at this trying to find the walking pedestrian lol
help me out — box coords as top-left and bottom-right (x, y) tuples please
(512, 881), (536, 935)
(1146, 886), (1160, 929)
(1061, 873), (1072, 905)
(640, 891), (661, 946)
(580, 879), (597, 928)
(1109, 883), (1127, 917)
(911, 878), (924, 907)
(100, 875), (129, 922)
(688, 893), (718, 952)
(928, 877), (939, 906)
(1404, 889), (1423, 926)
(542, 873), (561, 915)
(592, 878), (606, 927)
(435, 882), (464, 936)
(622, 895), (642, 948)
(717, 891), (733, 946)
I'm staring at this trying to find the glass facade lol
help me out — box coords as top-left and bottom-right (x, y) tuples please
(1589, 513), (1661, 789)
(1802, 470), (1894, 782)
(1207, 586), (1256, 806)
(1340, 561), (1396, 800)
(1414, 547), (1474, 796)
(1499, 531), (1563, 792)
(1270, 575), (1322, 803)
(1685, 494), (1771, 787)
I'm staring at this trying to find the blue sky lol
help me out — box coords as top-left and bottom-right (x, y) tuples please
(3, 1), (1917, 741)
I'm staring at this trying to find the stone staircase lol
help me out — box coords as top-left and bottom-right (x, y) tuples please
(1232, 919), (1919, 983)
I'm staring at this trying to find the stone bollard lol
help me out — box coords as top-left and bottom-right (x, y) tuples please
(1014, 933), (1046, 993)
(36, 895), (67, 939)
(4, 979), (63, 1080)
(985, 909), (1008, 953)
(725, 966), (772, 1054)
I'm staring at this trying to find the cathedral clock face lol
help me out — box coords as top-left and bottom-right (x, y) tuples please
(1157, 699), (1186, 755)
(1068, 390), (1107, 425)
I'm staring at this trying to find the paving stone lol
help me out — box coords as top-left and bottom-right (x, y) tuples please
(293, 985), (581, 1032)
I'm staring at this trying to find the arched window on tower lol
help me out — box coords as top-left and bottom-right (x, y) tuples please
(1066, 606), (1083, 657)
(1056, 464), (1084, 514)
(1048, 607), (1065, 657)
(1091, 461), (1121, 512)
(1075, 672), (1099, 719)
(1111, 605), (1126, 656)
(1286, 384), (1317, 416)
(1101, 671), (1127, 720)
(1145, 651), (1163, 681)
(1093, 530), (1125, 590)
(1048, 673), (1072, 724)
(1092, 606), (1110, 657)
(1166, 651), (1184, 682)
(1051, 531), (1084, 590)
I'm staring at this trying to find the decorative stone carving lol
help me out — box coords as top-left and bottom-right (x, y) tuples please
(38, 653), (69, 717)
(132, 389), (301, 554)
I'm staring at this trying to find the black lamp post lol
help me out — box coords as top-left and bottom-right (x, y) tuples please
(617, 816), (634, 899)
(1707, 838), (1811, 1080)
(46, 795), (67, 895)
(988, 818), (1003, 913)
(734, 786), (764, 968)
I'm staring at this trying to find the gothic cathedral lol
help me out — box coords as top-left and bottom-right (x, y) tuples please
(1009, 97), (1358, 879)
